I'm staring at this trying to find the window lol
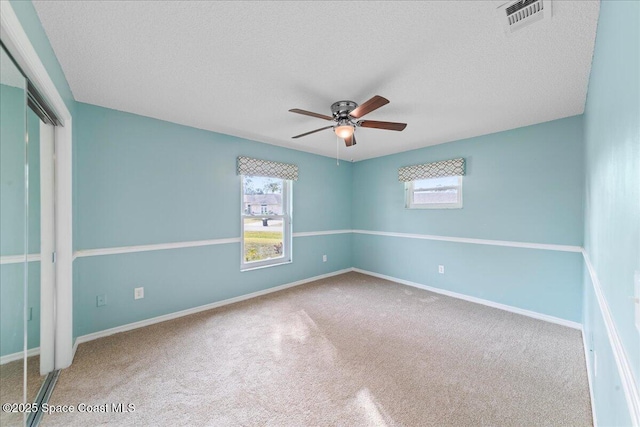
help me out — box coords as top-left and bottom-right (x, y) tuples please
(241, 175), (292, 270)
(405, 176), (463, 209)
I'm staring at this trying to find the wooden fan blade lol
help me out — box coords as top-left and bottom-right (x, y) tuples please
(292, 125), (334, 139)
(344, 134), (356, 147)
(349, 95), (389, 118)
(358, 120), (407, 131)
(289, 108), (334, 121)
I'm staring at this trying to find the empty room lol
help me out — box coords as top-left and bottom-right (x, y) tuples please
(0, 0), (638, 426)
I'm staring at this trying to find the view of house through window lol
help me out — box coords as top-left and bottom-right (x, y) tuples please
(406, 176), (463, 209)
(241, 175), (291, 269)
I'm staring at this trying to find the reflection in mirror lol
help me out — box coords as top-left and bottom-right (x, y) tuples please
(0, 43), (29, 426)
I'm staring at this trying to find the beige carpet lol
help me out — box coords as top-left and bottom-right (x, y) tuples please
(42, 272), (591, 426)
(0, 355), (45, 427)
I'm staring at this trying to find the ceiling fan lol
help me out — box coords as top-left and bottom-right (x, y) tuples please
(289, 95), (407, 147)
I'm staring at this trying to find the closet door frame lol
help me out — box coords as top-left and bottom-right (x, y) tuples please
(1, 1), (74, 369)
(39, 122), (54, 375)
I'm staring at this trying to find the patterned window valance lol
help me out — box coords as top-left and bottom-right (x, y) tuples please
(237, 156), (299, 181)
(398, 158), (465, 182)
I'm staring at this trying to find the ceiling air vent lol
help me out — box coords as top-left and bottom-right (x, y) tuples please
(497, 0), (552, 34)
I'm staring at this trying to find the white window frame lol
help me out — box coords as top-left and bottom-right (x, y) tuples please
(240, 176), (292, 271)
(405, 176), (463, 209)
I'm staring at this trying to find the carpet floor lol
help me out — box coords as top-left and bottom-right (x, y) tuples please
(41, 272), (591, 426)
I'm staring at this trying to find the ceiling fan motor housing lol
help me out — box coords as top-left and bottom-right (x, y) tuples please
(331, 101), (358, 119)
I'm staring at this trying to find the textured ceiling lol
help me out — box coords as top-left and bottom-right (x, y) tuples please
(33, 1), (600, 161)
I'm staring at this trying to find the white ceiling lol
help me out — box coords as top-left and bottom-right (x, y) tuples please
(33, 1), (600, 161)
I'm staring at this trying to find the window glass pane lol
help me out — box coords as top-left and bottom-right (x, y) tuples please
(243, 217), (284, 263)
(413, 176), (459, 190)
(243, 176), (283, 215)
(413, 189), (459, 204)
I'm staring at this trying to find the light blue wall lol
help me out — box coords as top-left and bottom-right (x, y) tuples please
(75, 103), (352, 249)
(354, 235), (583, 321)
(74, 235), (352, 337)
(582, 1), (640, 425)
(352, 116), (584, 245)
(73, 102), (353, 337)
(352, 116), (585, 322)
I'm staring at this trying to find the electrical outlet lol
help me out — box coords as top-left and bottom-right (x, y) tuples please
(134, 287), (144, 300)
(438, 265), (445, 274)
(96, 294), (106, 307)
(322, 255), (327, 262)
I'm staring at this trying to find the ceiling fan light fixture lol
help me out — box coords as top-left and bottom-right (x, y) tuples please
(334, 124), (354, 139)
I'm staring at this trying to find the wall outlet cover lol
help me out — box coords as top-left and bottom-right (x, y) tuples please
(134, 287), (144, 300)
(323, 255), (327, 262)
(96, 294), (106, 307)
(438, 265), (445, 274)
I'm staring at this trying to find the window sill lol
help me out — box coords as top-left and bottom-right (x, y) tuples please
(240, 259), (292, 272)
(406, 205), (463, 210)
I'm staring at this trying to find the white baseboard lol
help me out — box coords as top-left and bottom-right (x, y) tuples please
(582, 327), (598, 427)
(0, 347), (40, 365)
(72, 268), (352, 358)
(352, 268), (582, 329)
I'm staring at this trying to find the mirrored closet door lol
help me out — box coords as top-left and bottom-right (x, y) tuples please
(0, 42), (57, 427)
